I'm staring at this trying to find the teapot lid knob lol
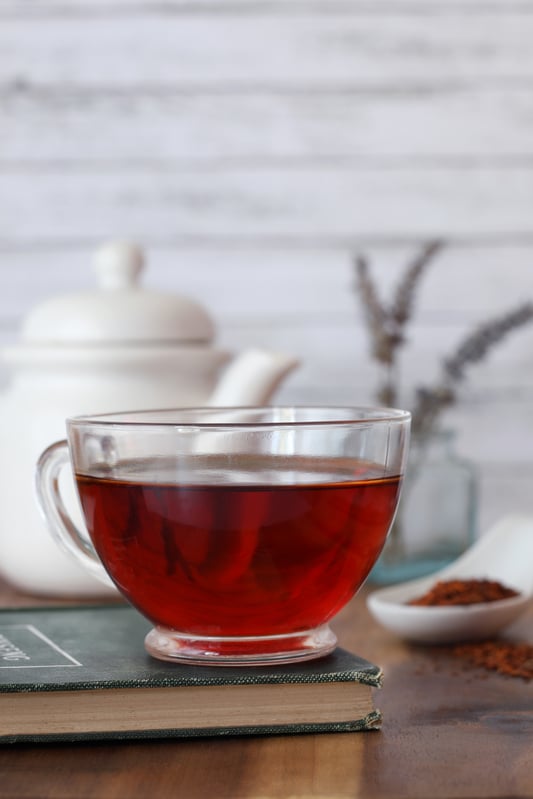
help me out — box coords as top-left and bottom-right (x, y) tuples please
(93, 240), (144, 290)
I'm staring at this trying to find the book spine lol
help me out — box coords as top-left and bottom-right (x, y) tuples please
(0, 710), (382, 744)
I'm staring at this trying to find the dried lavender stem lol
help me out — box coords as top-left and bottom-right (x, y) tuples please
(353, 243), (533, 439)
(412, 302), (533, 437)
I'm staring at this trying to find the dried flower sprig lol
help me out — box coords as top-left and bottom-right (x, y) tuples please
(353, 244), (533, 438)
(354, 240), (444, 406)
(412, 302), (533, 437)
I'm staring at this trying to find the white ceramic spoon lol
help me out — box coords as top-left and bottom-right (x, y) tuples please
(367, 515), (533, 643)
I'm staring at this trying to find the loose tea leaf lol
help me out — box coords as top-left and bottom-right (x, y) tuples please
(450, 640), (533, 680)
(408, 578), (520, 606)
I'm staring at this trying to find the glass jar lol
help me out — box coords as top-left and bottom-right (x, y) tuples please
(370, 429), (478, 585)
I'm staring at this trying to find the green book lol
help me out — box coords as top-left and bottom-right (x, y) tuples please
(0, 605), (382, 743)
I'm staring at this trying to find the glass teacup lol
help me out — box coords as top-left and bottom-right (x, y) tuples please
(36, 406), (410, 665)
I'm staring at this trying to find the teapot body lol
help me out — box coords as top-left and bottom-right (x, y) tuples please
(0, 346), (229, 596)
(0, 242), (298, 597)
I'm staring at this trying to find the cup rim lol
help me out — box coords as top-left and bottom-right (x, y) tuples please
(67, 405), (411, 429)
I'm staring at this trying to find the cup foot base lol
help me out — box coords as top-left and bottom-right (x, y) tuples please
(144, 624), (337, 666)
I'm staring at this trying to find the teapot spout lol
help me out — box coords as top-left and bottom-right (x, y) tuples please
(208, 349), (299, 407)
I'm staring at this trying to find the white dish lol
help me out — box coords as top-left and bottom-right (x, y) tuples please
(367, 515), (533, 643)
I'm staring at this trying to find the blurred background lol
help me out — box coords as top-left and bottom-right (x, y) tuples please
(1, 0), (533, 534)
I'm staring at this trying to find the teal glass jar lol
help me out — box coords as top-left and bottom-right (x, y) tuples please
(370, 429), (478, 585)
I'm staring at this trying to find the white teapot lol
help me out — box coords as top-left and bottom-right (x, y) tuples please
(0, 242), (298, 597)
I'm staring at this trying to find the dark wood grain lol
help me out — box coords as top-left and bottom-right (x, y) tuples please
(1, 576), (532, 798)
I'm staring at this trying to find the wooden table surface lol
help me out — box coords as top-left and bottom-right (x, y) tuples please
(0, 576), (532, 799)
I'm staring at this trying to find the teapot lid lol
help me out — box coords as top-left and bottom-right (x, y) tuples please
(21, 241), (215, 344)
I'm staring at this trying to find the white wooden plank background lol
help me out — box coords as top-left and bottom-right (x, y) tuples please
(1, 0), (533, 532)
(5, 89), (533, 163)
(3, 12), (533, 86)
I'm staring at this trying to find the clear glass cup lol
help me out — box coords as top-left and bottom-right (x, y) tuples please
(36, 406), (410, 665)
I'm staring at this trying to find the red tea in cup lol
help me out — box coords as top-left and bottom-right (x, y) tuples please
(76, 455), (401, 639)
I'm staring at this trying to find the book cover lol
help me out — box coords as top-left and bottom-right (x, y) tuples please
(0, 605), (382, 743)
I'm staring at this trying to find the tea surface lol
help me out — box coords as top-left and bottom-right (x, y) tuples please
(76, 457), (401, 636)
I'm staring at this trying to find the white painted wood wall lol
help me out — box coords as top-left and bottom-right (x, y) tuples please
(1, 0), (533, 532)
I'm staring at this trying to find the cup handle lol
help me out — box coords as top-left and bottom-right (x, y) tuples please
(35, 440), (113, 586)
